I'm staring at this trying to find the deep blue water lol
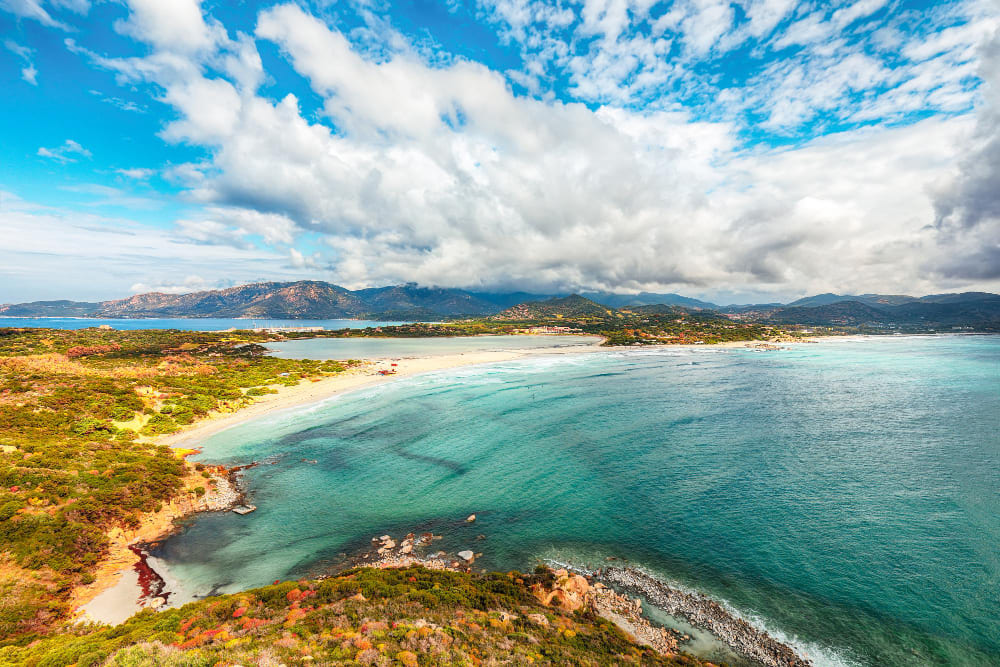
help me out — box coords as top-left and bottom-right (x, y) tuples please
(0, 317), (405, 330)
(153, 336), (1000, 666)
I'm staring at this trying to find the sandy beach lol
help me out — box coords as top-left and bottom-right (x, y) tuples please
(162, 334), (849, 451)
(159, 338), (606, 450)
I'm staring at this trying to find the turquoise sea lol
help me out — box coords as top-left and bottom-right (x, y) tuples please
(153, 336), (1000, 666)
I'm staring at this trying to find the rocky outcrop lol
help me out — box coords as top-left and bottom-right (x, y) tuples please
(528, 568), (685, 658)
(601, 567), (812, 667)
(531, 569), (590, 612)
(589, 581), (681, 656)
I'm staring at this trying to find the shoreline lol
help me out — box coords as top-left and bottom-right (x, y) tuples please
(71, 334), (838, 625)
(70, 464), (241, 624)
(71, 334), (838, 653)
(75, 338), (607, 622)
(315, 528), (811, 666)
(158, 338), (606, 449)
(157, 334), (846, 452)
(600, 567), (812, 667)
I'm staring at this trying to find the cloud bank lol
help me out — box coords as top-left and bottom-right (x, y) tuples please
(2, 0), (998, 301)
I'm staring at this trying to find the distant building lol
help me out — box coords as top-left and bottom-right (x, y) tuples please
(523, 326), (582, 334)
(252, 326), (324, 333)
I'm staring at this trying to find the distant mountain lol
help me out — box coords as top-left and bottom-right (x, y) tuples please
(916, 292), (999, 304)
(490, 294), (612, 320)
(0, 300), (101, 317)
(785, 293), (862, 308)
(467, 290), (557, 310)
(353, 284), (501, 318)
(583, 291), (718, 310)
(96, 281), (366, 319)
(855, 294), (918, 306)
(767, 301), (893, 326)
(785, 293), (917, 308)
(888, 294), (1000, 326)
(0, 282), (565, 321)
(3, 284), (998, 328)
(768, 292), (1000, 328)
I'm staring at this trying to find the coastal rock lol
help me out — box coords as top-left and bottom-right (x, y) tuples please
(588, 583), (679, 655)
(600, 567), (812, 667)
(466, 514), (476, 522)
(457, 550), (475, 562)
(561, 573), (590, 597)
(526, 613), (549, 627)
(531, 572), (589, 612)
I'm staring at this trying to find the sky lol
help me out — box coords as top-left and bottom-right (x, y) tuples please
(1, 0), (998, 304)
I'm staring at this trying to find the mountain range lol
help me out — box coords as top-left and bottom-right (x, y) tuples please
(0, 282), (710, 321)
(1, 281), (999, 329)
(764, 292), (1000, 328)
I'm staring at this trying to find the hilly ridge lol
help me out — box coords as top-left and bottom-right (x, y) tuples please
(2, 282), (999, 330)
(766, 292), (1000, 328)
(490, 294), (614, 320)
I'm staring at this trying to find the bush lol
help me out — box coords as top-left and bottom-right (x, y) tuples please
(140, 413), (179, 436)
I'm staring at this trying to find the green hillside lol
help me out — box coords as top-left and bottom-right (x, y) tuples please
(0, 567), (711, 667)
(490, 295), (614, 320)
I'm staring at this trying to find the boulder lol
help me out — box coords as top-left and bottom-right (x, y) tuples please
(562, 574), (590, 597)
(466, 514), (476, 522)
(457, 550), (475, 562)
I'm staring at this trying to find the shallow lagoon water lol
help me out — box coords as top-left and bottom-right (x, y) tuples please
(155, 336), (1000, 666)
(265, 334), (603, 359)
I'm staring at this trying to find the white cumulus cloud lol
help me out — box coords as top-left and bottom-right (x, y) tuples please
(37, 139), (91, 163)
(9, 0), (1000, 301)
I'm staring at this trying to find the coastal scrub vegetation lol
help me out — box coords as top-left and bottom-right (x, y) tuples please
(0, 566), (713, 667)
(280, 296), (794, 346)
(0, 327), (356, 645)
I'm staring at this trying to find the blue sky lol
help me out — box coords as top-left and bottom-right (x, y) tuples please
(1, 0), (997, 303)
